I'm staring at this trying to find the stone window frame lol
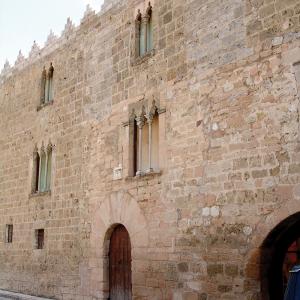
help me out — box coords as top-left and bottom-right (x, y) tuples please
(38, 62), (54, 111)
(123, 98), (166, 178)
(132, 2), (155, 65)
(31, 142), (53, 195)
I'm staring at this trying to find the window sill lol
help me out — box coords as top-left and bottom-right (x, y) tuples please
(29, 190), (51, 198)
(37, 100), (54, 111)
(125, 170), (161, 181)
(131, 49), (156, 66)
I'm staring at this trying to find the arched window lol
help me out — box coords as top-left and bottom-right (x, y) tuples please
(135, 2), (154, 57)
(41, 67), (47, 104)
(146, 2), (153, 52)
(150, 109), (159, 171)
(129, 101), (161, 176)
(40, 63), (54, 105)
(133, 118), (138, 176)
(39, 147), (47, 192)
(136, 10), (144, 57)
(33, 143), (53, 193)
(46, 144), (52, 191)
(33, 149), (40, 193)
(48, 63), (54, 102)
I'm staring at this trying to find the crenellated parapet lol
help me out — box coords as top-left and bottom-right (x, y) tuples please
(45, 30), (58, 46)
(0, 0), (122, 83)
(101, 0), (124, 13)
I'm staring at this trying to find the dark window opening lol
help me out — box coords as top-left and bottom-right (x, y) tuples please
(36, 229), (44, 249)
(6, 224), (13, 243)
(35, 152), (40, 192)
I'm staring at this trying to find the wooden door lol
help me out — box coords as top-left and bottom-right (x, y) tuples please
(109, 225), (132, 300)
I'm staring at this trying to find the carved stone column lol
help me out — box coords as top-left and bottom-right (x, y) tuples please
(146, 113), (153, 173)
(38, 146), (44, 192)
(135, 113), (145, 176)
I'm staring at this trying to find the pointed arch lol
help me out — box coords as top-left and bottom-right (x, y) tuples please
(87, 191), (149, 298)
(41, 67), (47, 104)
(39, 147), (47, 192)
(32, 147), (40, 193)
(48, 63), (54, 102)
(46, 143), (53, 191)
(146, 2), (153, 52)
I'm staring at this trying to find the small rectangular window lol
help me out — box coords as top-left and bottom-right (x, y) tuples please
(35, 229), (44, 249)
(5, 224), (13, 243)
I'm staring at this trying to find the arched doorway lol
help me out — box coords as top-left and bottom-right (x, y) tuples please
(109, 224), (132, 300)
(261, 212), (300, 300)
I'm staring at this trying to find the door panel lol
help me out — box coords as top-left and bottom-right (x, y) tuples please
(109, 225), (132, 300)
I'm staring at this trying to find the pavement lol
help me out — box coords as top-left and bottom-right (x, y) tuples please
(0, 290), (53, 300)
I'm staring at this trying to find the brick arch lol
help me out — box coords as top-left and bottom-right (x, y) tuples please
(246, 205), (300, 300)
(87, 190), (149, 299)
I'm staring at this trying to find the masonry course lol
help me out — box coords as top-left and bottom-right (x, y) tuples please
(0, 0), (300, 299)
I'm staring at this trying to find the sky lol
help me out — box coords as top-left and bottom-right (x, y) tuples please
(0, 0), (104, 69)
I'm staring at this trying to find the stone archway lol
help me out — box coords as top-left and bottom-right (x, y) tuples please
(260, 212), (300, 300)
(87, 190), (149, 300)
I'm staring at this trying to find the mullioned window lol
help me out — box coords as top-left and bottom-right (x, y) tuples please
(40, 63), (54, 105)
(127, 100), (164, 177)
(135, 2), (153, 57)
(32, 142), (53, 193)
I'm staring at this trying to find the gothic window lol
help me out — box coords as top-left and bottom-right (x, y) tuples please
(41, 67), (47, 104)
(129, 101), (160, 176)
(33, 148), (40, 193)
(48, 63), (54, 102)
(146, 2), (153, 52)
(35, 229), (44, 249)
(32, 143), (53, 193)
(39, 148), (47, 191)
(40, 63), (54, 105)
(136, 2), (153, 57)
(46, 144), (52, 191)
(133, 117), (138, 176)
(5, 224), (13, 243)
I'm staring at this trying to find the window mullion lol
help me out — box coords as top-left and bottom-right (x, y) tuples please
(146, 114), (153, 173)
(44, 152), (49, 192)
(136, 115), (144, 176)
(38, 151), (42, 191)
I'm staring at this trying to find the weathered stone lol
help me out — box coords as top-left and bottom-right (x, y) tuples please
(252, 169), (268, 178)
(207, 264), (223, 277)
(0, 0), (300, 299)
(225, 264), (239, 277)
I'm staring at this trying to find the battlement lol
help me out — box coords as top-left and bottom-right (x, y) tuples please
(0, 0), (124, 83)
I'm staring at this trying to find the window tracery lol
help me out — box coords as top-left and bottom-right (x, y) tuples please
(136, 2), (154, 57)
(128, 100), (161, 177)
(40, 63), (54, 105)
(32, 142), (53, 193)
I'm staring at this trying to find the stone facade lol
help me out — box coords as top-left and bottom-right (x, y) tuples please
(1, 0), (300, 299)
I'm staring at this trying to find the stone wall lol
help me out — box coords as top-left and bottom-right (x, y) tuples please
(0, 0), (300, 299)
